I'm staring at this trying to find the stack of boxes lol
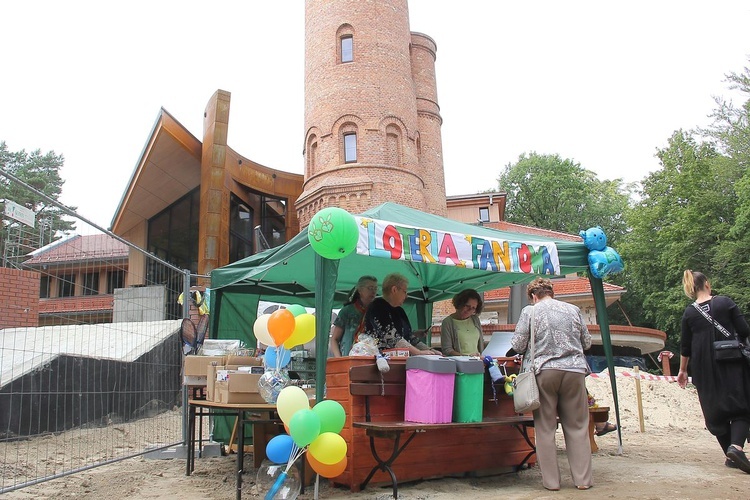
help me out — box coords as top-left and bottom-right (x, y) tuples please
(183, 354), (265, 404)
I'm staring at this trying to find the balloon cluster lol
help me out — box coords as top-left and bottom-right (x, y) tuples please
(307, 207), (359, 260)
(579, 226), (624, 279)
(261, 387), (349, 499)
(254, 306), (316, 403)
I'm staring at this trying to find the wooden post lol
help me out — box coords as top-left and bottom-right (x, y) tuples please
(658, 351), (674, 376)
(633, 366), (645, 432)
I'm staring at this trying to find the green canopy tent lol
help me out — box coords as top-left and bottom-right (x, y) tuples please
(209, 202), (622, 445)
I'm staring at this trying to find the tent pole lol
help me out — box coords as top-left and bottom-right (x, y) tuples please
(589, 275), (623, 453)
(314, 254), (339, 402)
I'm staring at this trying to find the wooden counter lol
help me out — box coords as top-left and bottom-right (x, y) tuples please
(325, 356), (535, 491)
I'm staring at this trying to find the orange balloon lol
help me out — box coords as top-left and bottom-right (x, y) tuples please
(307, 453), (348, 478)
(267, 309), (296, 345)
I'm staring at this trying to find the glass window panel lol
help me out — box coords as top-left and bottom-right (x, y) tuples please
(58, 274), (75, 298)
(40, 275), (50, 298)
(341, 36), (353, 63)
(344, 133), (357, 163)
(479, 207), (490, 222)
(107, 270), (124, 294)
(83, 272), (99, 296)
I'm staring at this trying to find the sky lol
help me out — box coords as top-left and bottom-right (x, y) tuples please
(2, 1), (749, 229)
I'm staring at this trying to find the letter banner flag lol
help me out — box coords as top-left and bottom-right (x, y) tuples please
(354, 217), (560, 275)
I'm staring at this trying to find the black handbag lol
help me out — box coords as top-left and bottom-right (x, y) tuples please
(692, 301), (750, 364)
(713, 339), (743, 362)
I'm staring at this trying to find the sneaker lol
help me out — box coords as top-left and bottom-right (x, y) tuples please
(726, 445), (750, 474)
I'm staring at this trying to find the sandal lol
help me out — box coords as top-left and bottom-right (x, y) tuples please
(595, 422), (617, 436)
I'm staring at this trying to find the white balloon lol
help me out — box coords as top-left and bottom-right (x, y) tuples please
(253, 314), (276, 347)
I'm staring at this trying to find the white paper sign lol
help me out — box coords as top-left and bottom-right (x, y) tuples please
(4, 200), (35, 228)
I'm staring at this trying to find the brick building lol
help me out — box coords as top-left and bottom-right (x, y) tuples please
(296, 0), (447, 226)
(21, 234), (128, 326)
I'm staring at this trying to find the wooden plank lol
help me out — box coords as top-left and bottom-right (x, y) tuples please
(349, 363), (406, 383)
(349, 382), (405, 396)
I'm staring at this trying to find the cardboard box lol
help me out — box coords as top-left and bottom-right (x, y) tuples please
(206, 364), (221, 401)
(184, 355), (226, 376)
(225, 355), (262, 367)
(214, 372), (266, 404)
(184, 355), (225, 386)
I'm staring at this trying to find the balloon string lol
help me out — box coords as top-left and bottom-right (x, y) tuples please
(285, 443), (307, 473)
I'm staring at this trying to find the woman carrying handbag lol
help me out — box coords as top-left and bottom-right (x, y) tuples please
(678, 270), (750, 472)
(511, 277), (593, 491)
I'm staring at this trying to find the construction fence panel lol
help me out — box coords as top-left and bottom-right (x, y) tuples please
(0, 187), (188, 493)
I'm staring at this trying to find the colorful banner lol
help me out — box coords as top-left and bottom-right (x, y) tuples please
(355, 217), (560, 275)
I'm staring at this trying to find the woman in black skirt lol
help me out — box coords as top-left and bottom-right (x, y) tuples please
(678, 269), (750, 472)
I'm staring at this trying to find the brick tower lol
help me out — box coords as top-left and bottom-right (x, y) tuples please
(296, 0), (447, 227)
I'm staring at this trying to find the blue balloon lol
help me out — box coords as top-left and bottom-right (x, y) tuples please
(264, 346), (291, 369)
(579, 226), (607, 251)
(266, 434), (294, 464)
(587, 246), (624, 279)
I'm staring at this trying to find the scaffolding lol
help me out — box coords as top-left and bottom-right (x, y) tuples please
(1, 216), (55, 269)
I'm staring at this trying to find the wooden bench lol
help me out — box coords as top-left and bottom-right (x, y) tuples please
(349, 363), (536, 498)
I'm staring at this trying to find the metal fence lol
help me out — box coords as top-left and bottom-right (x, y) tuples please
(0, 169), (189, 493)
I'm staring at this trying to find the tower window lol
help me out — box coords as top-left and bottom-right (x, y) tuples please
(479, 207), (490, 223)
(344, 133), (357, 163)
(341, 36), (353, 63)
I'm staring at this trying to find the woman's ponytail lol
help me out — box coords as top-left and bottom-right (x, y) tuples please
(682, 270), (696, 299)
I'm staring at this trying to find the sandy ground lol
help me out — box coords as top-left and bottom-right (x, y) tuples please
(5, 371), (750, 499)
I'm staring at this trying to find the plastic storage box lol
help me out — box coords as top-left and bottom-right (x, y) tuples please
(451, 356), (485, 423)
(404, 355), (456, 423)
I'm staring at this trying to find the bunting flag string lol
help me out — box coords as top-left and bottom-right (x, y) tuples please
(589, 370), (690, 383)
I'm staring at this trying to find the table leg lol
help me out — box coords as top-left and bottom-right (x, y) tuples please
(361, 431), (417, 499)
(236, 409), (244, 500)
(186, 403), (195, 475)
(588, 417), (599, 453)
(198, 407), (204, 458)
(513, 423), (537, 470)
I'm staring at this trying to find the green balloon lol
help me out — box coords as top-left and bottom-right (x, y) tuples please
(289, 409), (321, 447)
(312, 400), (346, 434)
(285, 304), (307, 317)
(307, 207), (359, 260)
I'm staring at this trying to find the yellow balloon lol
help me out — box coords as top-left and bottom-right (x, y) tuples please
(276, 386), (310, 425)
(283, 313), (316, 349)
(308, 432), (347, 465)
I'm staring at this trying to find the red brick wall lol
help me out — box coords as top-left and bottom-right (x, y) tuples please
(0, 267), (40, 328)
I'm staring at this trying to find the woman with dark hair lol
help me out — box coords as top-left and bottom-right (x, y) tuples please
(329, 275), (378, 357)
(678, 269), (750, 472)
(440, 288), (485, 356)
(511, 277), (592, 491)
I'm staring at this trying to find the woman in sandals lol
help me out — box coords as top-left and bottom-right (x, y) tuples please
(678, 269), (750, 472)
